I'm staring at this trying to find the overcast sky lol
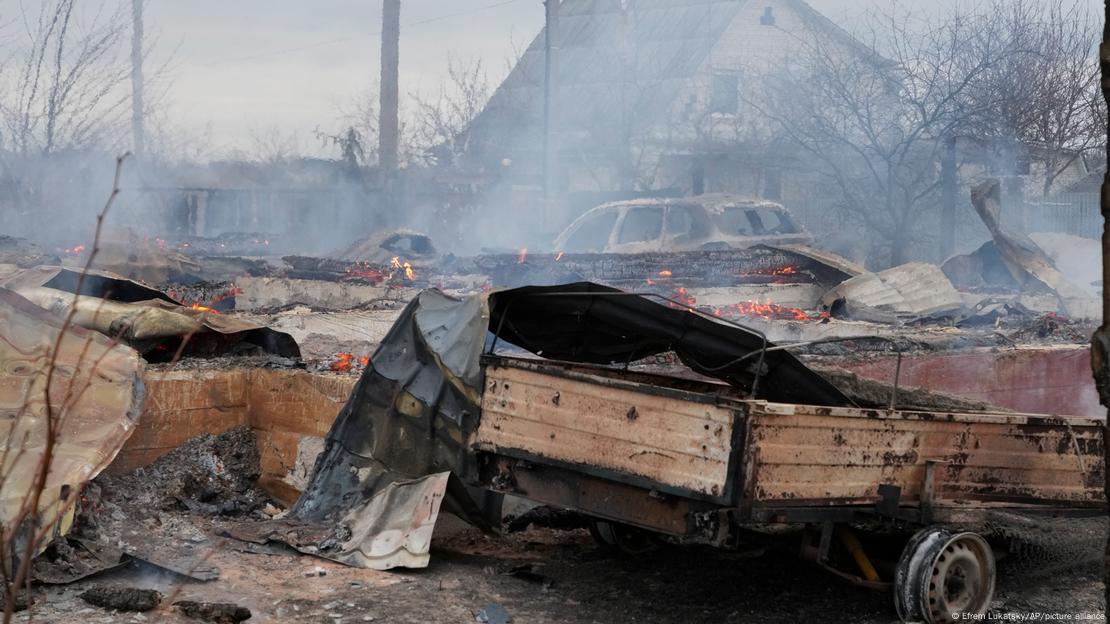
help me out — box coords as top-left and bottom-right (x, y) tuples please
(140, 0), (1100, 158)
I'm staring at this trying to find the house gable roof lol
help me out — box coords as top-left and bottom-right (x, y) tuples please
(466, 0), (870, 170)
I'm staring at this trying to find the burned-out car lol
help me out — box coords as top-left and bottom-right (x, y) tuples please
(334, 228), (437, 265)
(553, 195), (812, 254)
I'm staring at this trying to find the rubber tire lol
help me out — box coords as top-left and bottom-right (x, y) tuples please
(894, 528), (996, 623)
(587, 519), (659, 556)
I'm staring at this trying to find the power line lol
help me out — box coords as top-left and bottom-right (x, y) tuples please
(203, 0), (527, 66)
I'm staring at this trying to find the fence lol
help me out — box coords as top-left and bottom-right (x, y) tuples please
(1025, 192), (1101, 240)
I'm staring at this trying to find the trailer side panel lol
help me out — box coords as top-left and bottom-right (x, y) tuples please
(475, 363), (738, 498)
(744, 402), (1104, 507)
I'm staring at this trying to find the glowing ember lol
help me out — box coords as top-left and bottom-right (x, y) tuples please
(346, 262), (387, 284)
(671, 288), (821, 321)
(713, 301), (816, 321)
(741, 265), (800, 277)
(62, 244), (86, 256)
(658, 269), (673, 278)
(673, 287), (696, 307)
(330, 353), (370, 372)
(518, 248), (528, 264)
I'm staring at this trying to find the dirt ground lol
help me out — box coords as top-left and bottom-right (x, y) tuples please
(17, 511), (1106, 624)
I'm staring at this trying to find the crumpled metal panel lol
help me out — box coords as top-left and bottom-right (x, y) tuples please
(0, 265), (299, 358)
(0, 288), (145, 549)
(312, 473), (449, 570)
(821, 262), (963, 317)
(284, 290), (496, 570)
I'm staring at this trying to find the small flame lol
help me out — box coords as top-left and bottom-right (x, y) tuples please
(739, 265), (804, 284)
(389, 256), (415, 280)
(717, 301), (814, 321)
(518, 248), (528, 264)
(62, 244), (86, 256)
(190, 303), (217, 314)
(658, 269), (673, 278)
(330, 353), (370, 372)
(331, 353), (354, 372)
(554, 251), (565, 262)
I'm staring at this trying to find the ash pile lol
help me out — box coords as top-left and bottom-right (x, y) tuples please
(30, 427), (276, 619)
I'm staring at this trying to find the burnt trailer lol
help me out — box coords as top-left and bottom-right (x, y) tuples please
(295, 283), (1105, 624)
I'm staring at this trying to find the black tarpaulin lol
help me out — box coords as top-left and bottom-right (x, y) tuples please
(488, 282), (852, 406)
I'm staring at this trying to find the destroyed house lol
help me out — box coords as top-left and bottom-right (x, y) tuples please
(464, 0), (875, 208)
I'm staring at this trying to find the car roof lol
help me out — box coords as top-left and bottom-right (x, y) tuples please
(590, 194), (790, 216)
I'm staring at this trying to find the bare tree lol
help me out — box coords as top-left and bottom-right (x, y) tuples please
(247, 125), (302, 166)
(409, 58), (492, 167)
(0, 0), (163, 240)
(339, 84), (380, 163)
(747, 8), (1003, 267)
(0, 0), (132, 155)
(963, 0), (1105, 197)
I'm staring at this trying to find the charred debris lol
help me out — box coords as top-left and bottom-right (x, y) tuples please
(0, 182), (1101, 623)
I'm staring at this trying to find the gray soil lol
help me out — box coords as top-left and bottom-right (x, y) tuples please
(16, 514), (1106, 624)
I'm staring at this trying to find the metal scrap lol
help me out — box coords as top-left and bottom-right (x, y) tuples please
(0, 265), (300, 360)
(968, 179), (1099, 319)
(821, 262), (963, 320)
(0, 287), (145, 554)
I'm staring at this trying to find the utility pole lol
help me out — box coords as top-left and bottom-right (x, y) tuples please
(542, 0), (559, 212)
(379, 0), (401, 174)
(130, 0), (145, 157)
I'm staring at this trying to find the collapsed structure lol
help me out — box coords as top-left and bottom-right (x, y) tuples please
(0, 180), (1102, 624)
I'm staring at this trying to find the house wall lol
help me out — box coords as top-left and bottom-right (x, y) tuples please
(635, 1), (860, 197)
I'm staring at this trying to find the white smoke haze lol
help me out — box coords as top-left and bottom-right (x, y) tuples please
(0, 0), (1102, 263)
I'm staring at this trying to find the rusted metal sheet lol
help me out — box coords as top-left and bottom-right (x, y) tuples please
(743, 402), (1104, 507)
(474, 361), (738, 498)
(831, 345), (1100, 418)
(0, 288), (145, 548)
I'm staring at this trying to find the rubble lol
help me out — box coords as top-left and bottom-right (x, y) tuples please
(960, 179), (1100, 319)
(78, 586), (162, 612)
(3, 209), (1100, 624)
(98, 425), (266, 516)
(174, 600), (253, 623)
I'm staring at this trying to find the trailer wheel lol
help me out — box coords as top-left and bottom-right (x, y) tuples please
(587, 519), (658, 556)
(894, 529), (995, 623)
